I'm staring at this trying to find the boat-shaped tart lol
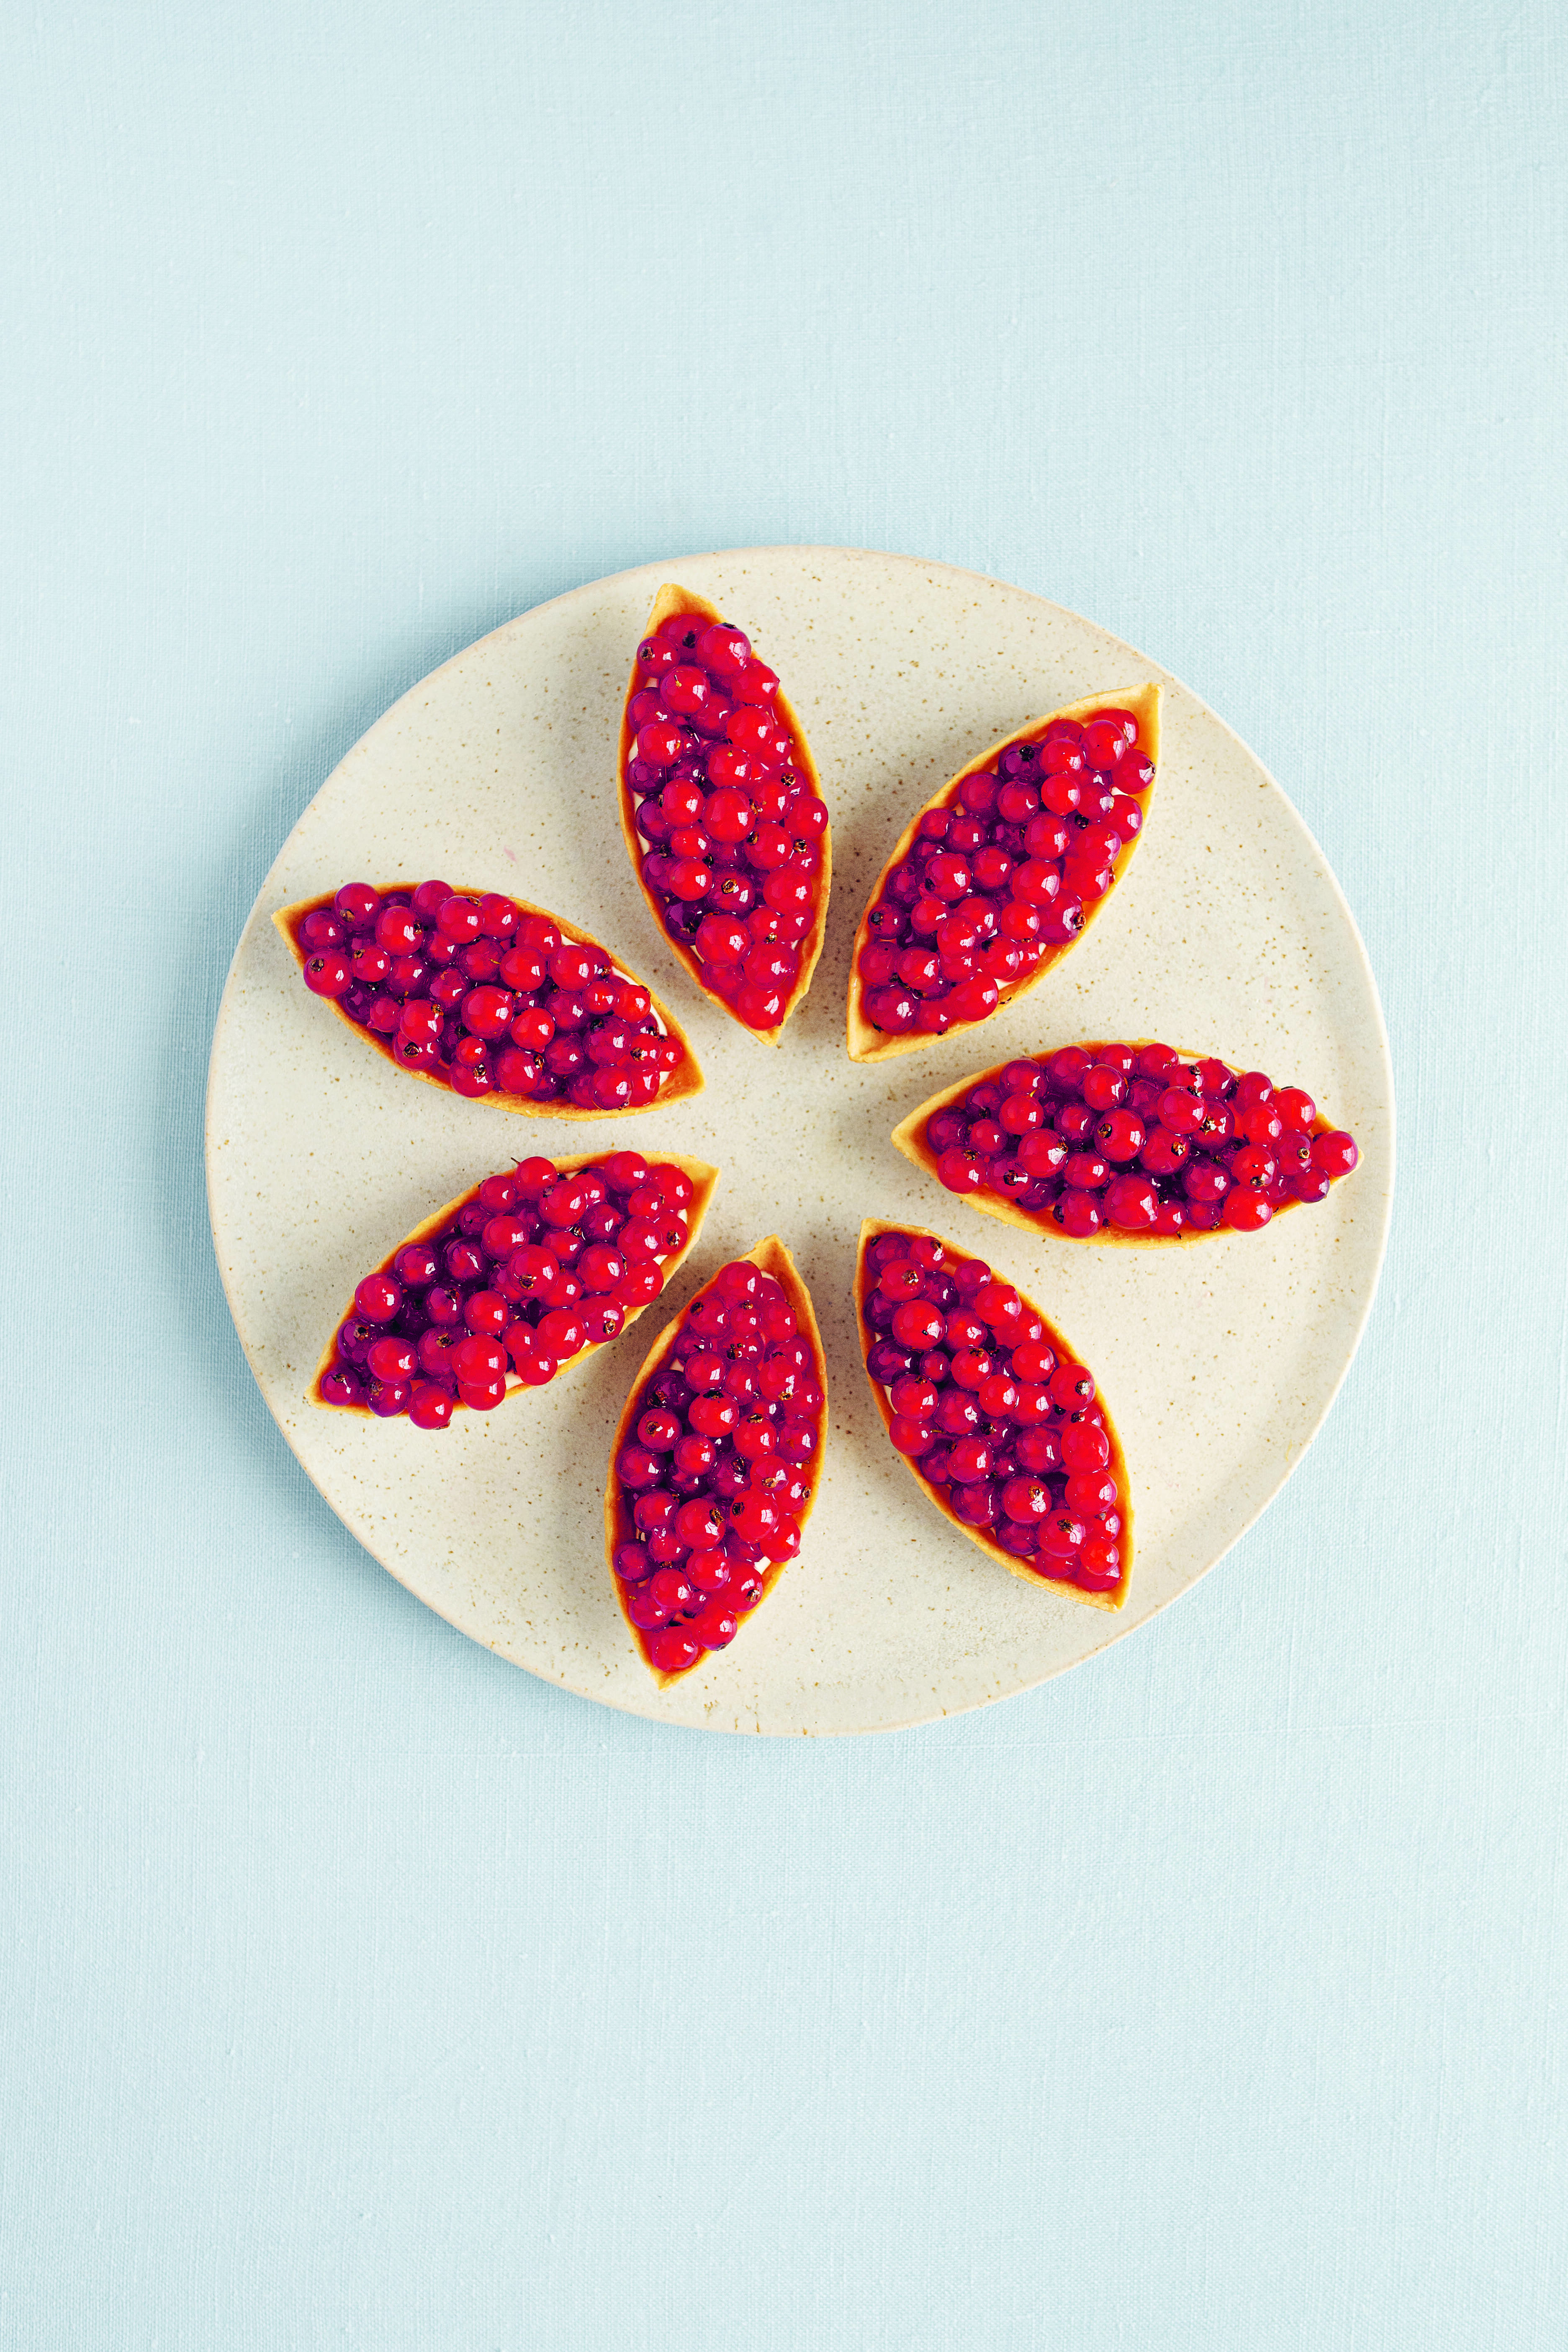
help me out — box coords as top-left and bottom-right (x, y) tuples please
(855, 1219), (1131, 1608)
(605, 1236), (827, 1681)
(276, 880), (701, 1116)
(313, 1152), (717, 1426)
(892, 1041), (1360, 1240)
(846, 687), (1161, 1062)
(618, 586), (831, 1044)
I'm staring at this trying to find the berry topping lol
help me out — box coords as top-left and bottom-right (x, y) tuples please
(276, 886), (702, 1116)
(619, 586), (831, 1044)
(892, 1043), (1360, 1243)
(311, 1154), (718, 1424)
(605, 1237), (827, 1682)
(846, 689), (1160, 1061)
(856, 1221), (1131, 1607)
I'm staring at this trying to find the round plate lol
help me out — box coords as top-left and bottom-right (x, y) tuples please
(207, 548), (1393, 1735)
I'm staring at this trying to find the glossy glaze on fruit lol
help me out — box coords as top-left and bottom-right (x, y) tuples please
(312, 1153), (717, 1424)
(619, 585), (831, 1045)
(605, 1237), (827, 1683)
(855, 1219), (1131, 1608)
(893, 1042), (1360, 1242)
(275, 883), (701, 1117)
(846, 687), (1160, 1063)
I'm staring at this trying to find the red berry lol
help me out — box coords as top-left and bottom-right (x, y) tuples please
(463, 1289), (508, 1337)
(730, 660), (779, 705)
(350, 942), (390, 987)
(301, 910), (347, 953)
(1095, 1109), (1145, 1162)
(662, 665), (712, 719)
(1060, 1421), (1110, 1475)
(1158, 1086), (1203, 1135)
(1231, 1144), (1278, 1190)
(1311, 1130), (1360, 1179)
(949, 975), (1000, 1023)
(409, 1384), (454, 1431)
(367, 1336), (417, 1384)
(692, 1603), (738, 1651)
(376, 908), (423, 959)
(432, 896), (481, 943)
(1235, 1100), (1284, 1146)
(334, 883), (381, 930)
(695, 622), (751, 674)
(1051, 1191), (1100, 1237)
(536, 1307), (585, 1359)
(451, 1333), (505, 1385)
(1223, 1188), (1274, 1232)
(1049, 1363), (1095, 1412)
(1081, 718), (1126, 771)
(1183, 1160), (1230, 1206)
(730, 1490), (780, 1545)
(1104, 1174), (1158, 1231)
(304, 951), (351, 997)
(1061, 1152), (1109, 1192)
(637, 722), (686, 769)
(735, 980), (785, 1029)
(891, 1300), (944, 1349)
(354, 1273), (401, 1324)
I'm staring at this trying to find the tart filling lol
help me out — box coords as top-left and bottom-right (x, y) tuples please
(618, 586), (831, 1044)
(605, 1236), (828, 1682)
(313, 1153), (717, 1425)
(893, 1042), (1360, 1240)
(276, 882), (701, 1116)
(856, 1219), (1131, 1608)
(847, 688), (1160, 1062)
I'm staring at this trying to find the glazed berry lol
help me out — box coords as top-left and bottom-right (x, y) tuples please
(279, 887), (700, 1115)
(303, 949), (352, 997)
(607, 1240), (826, 1682)
(354, 1273), (401, 1324)
(849, 690), (1159, 1058)
(620, 589), (829, 1041)
(894, 1042), (1360, 1243)
(313, 1155), (714, 1427)
(856, 1224), (1131, 1605)
(409, 1385), (454, 1431)
(1311, 1130), (1360, 1179)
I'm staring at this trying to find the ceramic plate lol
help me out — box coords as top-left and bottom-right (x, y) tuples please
(206, 548), (1393, 1734)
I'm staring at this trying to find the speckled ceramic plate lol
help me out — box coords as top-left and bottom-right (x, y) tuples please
(206, 548), (1393, 1735)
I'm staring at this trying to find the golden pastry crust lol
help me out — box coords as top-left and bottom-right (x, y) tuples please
(274, 890), (703, 1118)
(855, 1216), (1131, 1609)
(604, 1234), (829, 1684)
(309, 1154), (719, 1412)
(845, 685), (1162, 1064)
(618, 585), (831, 1048)
(890, 1042), (1344, 1247)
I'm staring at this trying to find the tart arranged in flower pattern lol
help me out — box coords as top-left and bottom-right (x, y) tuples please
(856, 1219), (1131, 1608)
(618, 585), (831, 1044)
(892, 1042), (1360, 1241)
(276, 882), (701, 1116)
(846, 687), (1160, 1062)
(605, 1237), (828, 1683)
(312, 1152), (717, 1426)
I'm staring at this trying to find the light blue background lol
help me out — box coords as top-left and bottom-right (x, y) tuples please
(4, 3), (1564, 2345)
